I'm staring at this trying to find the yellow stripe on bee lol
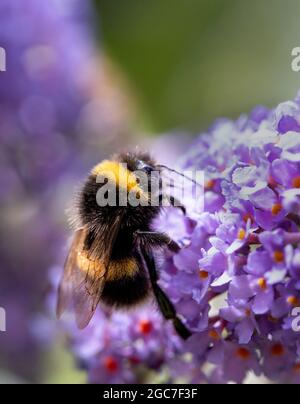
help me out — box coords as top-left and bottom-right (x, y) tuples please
(77, 251), (105, 277)
(92, 160), (140, 193)
(106, 258), (139, 281)
(77, 251), (139, 281)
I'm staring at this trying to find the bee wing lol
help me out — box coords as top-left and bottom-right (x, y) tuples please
(86, 212), (124, 263)
(56, 228), (106, 329)
(71, 256), (106, 329)
(56, 230), (85, 319)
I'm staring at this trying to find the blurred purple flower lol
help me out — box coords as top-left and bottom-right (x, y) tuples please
(0, 0), (129, 381)
(0, 0), (93, 192)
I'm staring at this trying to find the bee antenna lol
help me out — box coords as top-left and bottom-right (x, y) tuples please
(156, 165), (202, 187)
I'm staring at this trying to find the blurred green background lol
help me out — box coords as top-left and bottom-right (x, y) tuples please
(95, 0), (300, 133)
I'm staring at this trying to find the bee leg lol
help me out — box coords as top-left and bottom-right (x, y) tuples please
(153, 285), (192, 340)
(135, 231), (180, 253)
(140, 248), (192, 340)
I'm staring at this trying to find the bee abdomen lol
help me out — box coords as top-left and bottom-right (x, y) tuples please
(101, 269), (149, 308)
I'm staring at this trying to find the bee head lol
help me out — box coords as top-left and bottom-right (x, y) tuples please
(118, 151), (156, 174)
(78, 152), (161, 229)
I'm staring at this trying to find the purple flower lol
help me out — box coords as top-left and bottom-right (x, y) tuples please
(209, 342), (261, 384)
(221, 301), (259, 344)
(260, 340), (295, 380)
(57, 91), (300, 383)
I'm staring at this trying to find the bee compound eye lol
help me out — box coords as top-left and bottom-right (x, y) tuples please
(136, 160), (152, 174)
(144, 165), (152, 174)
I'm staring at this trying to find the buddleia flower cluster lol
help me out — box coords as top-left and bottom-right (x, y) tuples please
(59, 94), (300, 384)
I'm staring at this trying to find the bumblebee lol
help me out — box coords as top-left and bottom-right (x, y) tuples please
(57, 152), (192, 340)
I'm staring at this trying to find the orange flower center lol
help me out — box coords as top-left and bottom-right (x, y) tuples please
(205, 179), (216, 190)
(271, 344), (285, 357)
(268, 176), (278, 188)
(268, 315), (279, 324)
(139, 320), (153, 335)
(243, 213), (254, 224)
(199, 270), (209, 280)
(271, 203), (282, 216)
(287, 296), (300, 307)
(274, 251), (284, 263)
(103, 356), (119, 373)
(293, 176), (300, 189)
(257, 278), (267, 291)
(238, 229), (247, 240)
(236, 348), (251, 360)
(129, 356), (141, 365)
(208, 330), (220, 341)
